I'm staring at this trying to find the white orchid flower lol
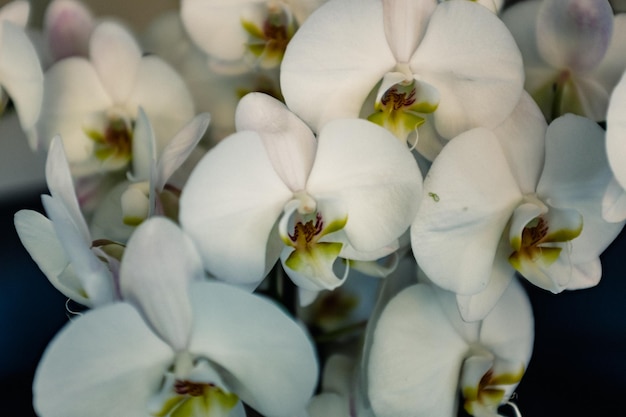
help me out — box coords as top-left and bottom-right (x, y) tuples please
(367, 279), (533, 417)
(15, 136), (118, 308)
(502, 0), (626, 122)
(280, 0), (524, 149)
(412, 95), (624, 321)
(604, 70), (626, 222)
(34, 20), (194, 177)
(33, 217), (318, 417)
(0, 0), (43, 134)
(181, 0), (326, 71)
(89, 108), (210, 242)
(180, 93), (422, 304)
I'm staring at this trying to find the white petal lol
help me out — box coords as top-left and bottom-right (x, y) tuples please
(368, 283), (471, 417)
(44, 0), (94, 60)
(235, 93), (316, 191)
(37, 57), (112, 166)
(130, 107), (156, 183)
(120, 217), (204, 351)
(14, 209), (89, 305)
(593, 14), (626, 94)
(410, 1), (524, 139)
(479, 279), (534, 367)
(0, 21), (43, 132)
(411, 128), (522, 295)
(606, 70), (626, 190)
(156, 112), (211, 191)
(188, 281), (318, 417)
(382, 0), (436, 63)
(602, 177), (626, 222)
(42, 195), (115, 307)
(180, 0), (252, 62)
(536, 0), (613, 72)
(0, 0), (29, 26)
(126, 56), (196, 152)
(306, 119), (422, 252)
(89, 21), (142, 103)
(501, 0), (544, 71)
(179, 131), (292, 285)
(492, 92), (547, 195)
(33, 303), (174, 417)
(537, 114), (623, 261)
(566, 258), (602, 290)
(46, 136), (91, 243)
(280, 0), (396, 131)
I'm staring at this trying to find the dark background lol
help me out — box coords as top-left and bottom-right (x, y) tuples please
(2, 190), (626, 416)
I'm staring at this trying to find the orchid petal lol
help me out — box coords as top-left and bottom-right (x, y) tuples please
(368, 283), (470, 417)
(593, 14), (626, 93)
(606, 71), (626, 190)
(33, 303), (174, 417)
(280, 0), (396, 131)
(536, 0), (613, 73)
(537, 114), (623, 261)
(281, 244), (347, 293)
(44, 0), (94, 60)
(89, 21), (142, 104)
(501, 0), (544, 72)
(180, 131), (292, 285)
(602, 177), (626, 223)
(42, 195), (115, 307)
(14, 209), (90, 305)
(37, 58), (112, 165)
(565, 258), (602, 290)
(126, 56), (196, 151)
(307, 119), (422, 252)
(0, 21), (43, 132)
(492, 92), (547, 194)
(46, 136), (91, 243)
(479, 279), (534, 366)
(129, 107), (155, 184)
(120, 217), (203, 351)
(410, 0), (524, 139)
(382, 0), (436, 63)
(0, 0), (29, 26)
(180, 0), (252, 62)
(411, 128), (522, 295)
(188, 281), (318, 417)
(235, 93), (316, 191)
(456, 243), (516, 322)
(156, 112), (210, 191)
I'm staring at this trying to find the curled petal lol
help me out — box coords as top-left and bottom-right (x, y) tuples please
(0, 20), (43, 133)
(120, 217), (204, 351)
(236, 93), (316, 191)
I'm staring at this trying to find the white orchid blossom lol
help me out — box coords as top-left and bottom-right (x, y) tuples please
(14, 136), (119, 308)
(33, 217), (318, 417)
(502, 0), (626, 122)
(180, 93), (422, 304)
(280, 0), (524, 151)
(89, 108), (210, 242)
(181, 0), (326, 71)
(604, 70), (626, 222)
(0, 0), (43, 134)
(33, 20), (194, 177)
(412, 95), (624, 321)
(367, 279), (533, 417)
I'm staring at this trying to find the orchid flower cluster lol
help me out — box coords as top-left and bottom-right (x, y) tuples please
(5, 0), (626, 415)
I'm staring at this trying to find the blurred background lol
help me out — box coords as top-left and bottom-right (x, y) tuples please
(1, 0), (625, 416)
